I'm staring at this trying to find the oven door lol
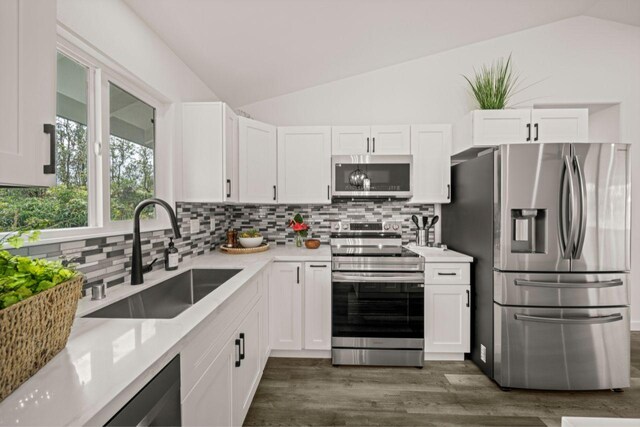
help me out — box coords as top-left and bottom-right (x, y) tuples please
(332, 272), (424, 349)
(332, 155), (412, 198)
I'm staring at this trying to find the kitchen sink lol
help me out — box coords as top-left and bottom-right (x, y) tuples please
(83, 269), (242, 319)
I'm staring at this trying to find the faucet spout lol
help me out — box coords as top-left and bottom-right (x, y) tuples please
(131, 198), (181, 285)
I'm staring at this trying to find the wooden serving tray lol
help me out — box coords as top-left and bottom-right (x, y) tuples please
(220, 242), (270, 254)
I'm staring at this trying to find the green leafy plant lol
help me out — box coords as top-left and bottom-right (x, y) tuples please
(0, 230), (77, 309)
(463, 54), (520, 109)
(240, 229), (262, 238)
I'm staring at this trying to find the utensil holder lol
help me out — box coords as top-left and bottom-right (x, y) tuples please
(415, 230), (428, 246)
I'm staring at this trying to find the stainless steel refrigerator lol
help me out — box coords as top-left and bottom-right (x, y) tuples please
(442, 143), (631, 390)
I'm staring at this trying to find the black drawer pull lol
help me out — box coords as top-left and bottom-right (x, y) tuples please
(226, 179), (231, 198)
(309, 264), (327, 268)
(526, 123), (531, 141)
(239, 333), (245, 360)
(437, 272), (458, 276)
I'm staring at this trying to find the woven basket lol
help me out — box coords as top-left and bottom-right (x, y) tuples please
(0, 275), (83, 400)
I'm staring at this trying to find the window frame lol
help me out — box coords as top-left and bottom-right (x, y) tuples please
(0, 33), (175, 244)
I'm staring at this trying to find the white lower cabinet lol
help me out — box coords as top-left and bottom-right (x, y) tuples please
(424, 284), (471, 354)
(304, 262), (332, 350)
(269, 262), (303, 350)
(182, 338), (235, 427)
(269, 261), (331, 352)
(181, 274), (265, 427)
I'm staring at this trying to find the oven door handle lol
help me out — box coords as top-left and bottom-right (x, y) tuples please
(332, 273), (425, 284)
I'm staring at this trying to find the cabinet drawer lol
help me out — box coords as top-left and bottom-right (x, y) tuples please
(425, 263), (470, 284)
(181, 276), (260, 397)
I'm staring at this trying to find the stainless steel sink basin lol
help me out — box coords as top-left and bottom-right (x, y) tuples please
(83, 269), (242, 319)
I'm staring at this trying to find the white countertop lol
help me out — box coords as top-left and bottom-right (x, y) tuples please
(405, 244), (473, 262)
(0, 245), (330, 427)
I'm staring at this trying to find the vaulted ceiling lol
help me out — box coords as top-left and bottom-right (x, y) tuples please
(124, 0), (640, 107)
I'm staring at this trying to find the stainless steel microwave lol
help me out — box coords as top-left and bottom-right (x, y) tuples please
(331, 155), (412, 199)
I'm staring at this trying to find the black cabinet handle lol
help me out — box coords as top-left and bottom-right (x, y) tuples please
(526, 123), (531, 142)
(309, 264), (327, 268)
(327, 185), (330, 200)
(43, 123), (56, 174)
(297, 266), (300, 284)
(366, 137), (370, 153)
(239, 333), (245, 360)
(447, 184), (451, 200)
(437, 272), (457, 276)
(235, 339), (241, 367)
(372, 137), (375, 153)
(466, 290), (470, 307)
(534, 123), (539, 141)
(226, 179), (231, 198)
(273, 185), (277, 201)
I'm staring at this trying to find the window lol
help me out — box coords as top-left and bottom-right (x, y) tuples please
(0, 40), (167, 239)
(0, 52), (89, 232)
(109, 84), (156, 221)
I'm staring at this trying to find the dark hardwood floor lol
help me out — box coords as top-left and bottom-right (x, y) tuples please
(244, 332), (640, 426)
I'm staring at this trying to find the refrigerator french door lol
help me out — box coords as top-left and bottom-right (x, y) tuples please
(493, 143), (631, 390)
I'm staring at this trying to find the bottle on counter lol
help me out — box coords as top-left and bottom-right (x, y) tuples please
(164, 237), (179, 271)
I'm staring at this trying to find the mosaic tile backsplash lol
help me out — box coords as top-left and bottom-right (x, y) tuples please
(13, 200), (435, 294)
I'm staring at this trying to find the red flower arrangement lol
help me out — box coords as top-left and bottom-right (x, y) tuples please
(288, 213), (310, 246)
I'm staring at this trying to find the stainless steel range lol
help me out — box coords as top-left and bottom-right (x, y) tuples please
(330, 220), (425, 367)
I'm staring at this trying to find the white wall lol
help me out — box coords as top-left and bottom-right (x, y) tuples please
(240, 16), (640, 329)
(57, 0), (218, 202)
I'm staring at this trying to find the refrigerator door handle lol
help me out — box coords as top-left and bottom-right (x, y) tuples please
(515, 313), (623, 325)
(514, 278), (623, 289)
(560, 155), (578, 259)
(572, 154), (587, 259)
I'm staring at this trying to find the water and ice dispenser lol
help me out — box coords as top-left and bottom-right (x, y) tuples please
(511, 209), (547, 253)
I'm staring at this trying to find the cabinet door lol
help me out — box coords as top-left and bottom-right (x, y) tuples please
(0, 0), (56, 187)
(182, 103), (224, 202)
(239, 117), (277, 203)
(269, 262), (303, 350)
(410, 125), (452, 203)
(370, 125), (411, 154)
(223, 104), (239, 202)
(472, 109), (531, 145)
(182, 337), (234, 427)
(277, 126), (331, 204)
(531, 109), (588, 143)
(233, 301), (262, 426)
(424, 285), (470, 353)
(304, 262), (331, 350)
(261, 268), (271, 364)
(331, 126), (370, 155)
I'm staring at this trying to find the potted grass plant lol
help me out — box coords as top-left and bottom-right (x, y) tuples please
(463, 54), (520, 109)
(0, 230), (83, 400)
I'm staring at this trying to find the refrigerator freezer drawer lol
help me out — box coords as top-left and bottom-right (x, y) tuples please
(494, 305), (630, 390)
(494, 271), (629, 307)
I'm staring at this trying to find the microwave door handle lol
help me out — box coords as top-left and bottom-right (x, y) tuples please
(573, 154), (587, 259)
(514, 279), (623, 289)
(515, 313), (623, 325)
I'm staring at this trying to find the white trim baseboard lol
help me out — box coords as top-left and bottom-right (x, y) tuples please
(269, 349), (331, 359)
(424, 352), (465, 361)
(631, 320), (640, 332)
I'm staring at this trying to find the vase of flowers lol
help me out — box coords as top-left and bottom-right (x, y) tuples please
(288, 213), (310, 247)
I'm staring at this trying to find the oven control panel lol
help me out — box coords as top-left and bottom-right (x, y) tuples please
(331, 221), (402, 233)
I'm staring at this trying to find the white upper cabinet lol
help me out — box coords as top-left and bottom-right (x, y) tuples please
(277, 126), (332, 204)
(239, 117), (277, 203)
(456, 109), (589, 155)
(410, 125), (452, 204)
(332, 125), (411, 155)
(182, 103), (223, 202)
(303, 262), (332, 350)
(0, 0), (57, 187)
(370, 125), (411, 154)
(471, 109), (532, 145)
(531, 108), (588, 143)
(332, 126), (370, 155)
